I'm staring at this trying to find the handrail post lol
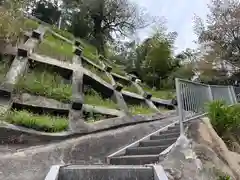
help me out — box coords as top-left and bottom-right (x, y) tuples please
(175, 78), (184, 135)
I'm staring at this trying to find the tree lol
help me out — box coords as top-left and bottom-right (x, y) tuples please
(64, 0), (151, 55)
(32, 0), (61, 25)
(194, 0), (240, 66)
(0, 0), (26, 53)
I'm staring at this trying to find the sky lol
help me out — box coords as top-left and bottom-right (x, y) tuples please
(132, 0), (211, 54)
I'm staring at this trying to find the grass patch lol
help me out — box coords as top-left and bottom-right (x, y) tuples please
(112, 67), (126, 77)
(5, 110), (68, 132)
(123, 84), (139, 94)
(84, 88), (118, 109)
(15, 68), (72, 102)
(23, 19), (39, 32)
(84, 63), (111, 84)
(142, 85), (175, 99)
(36, 33), (73, 62)
(0, 56), (12, 81)
(129, 104), (156, 115)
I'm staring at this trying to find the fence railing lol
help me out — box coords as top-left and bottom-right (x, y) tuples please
(175, 78), (238, 135)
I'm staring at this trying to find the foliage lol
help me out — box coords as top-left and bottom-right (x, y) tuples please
(218, 175), (231, 180)
(23, 19), (39, 31)
(5, 110), (68, 132)
(16, 69), (72, 102)
(62, 0), (152, 54)
(32, 0), (61, 25)
(36, 33), (73, 62)
(207, 100), (240, 137)
(129, 104), (156, 115)
(0, 1), (26, 49)
(84, 88), (118, 109)
(194, 0), (240, 66)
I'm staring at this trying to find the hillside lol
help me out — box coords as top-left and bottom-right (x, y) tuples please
(0, 17), (176, 134)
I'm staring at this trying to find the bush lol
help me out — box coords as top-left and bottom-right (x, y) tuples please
(5, 110), (68, 132)
(207, 100), (240, 137)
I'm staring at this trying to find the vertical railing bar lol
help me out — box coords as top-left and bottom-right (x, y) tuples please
(175, 78), (184, 135)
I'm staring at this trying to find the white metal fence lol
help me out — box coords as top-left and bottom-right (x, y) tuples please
(175, 78), (238, 134)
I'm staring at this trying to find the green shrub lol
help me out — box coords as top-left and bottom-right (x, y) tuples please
(207, 100), (240, 137)
(5, 110), (68, 132)
(218, 175), (231, 180)
(16, 69), (72, 102)
(36, 33), (73, 62)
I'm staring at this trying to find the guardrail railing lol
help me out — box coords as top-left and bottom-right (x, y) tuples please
(175, 78), (237, 135)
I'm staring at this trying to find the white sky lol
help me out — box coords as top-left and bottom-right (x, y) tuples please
(131, 0), (211, 54)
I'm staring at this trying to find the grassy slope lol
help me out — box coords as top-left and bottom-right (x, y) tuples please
(36, 33), (73, 62)
(5, 110), (68, 132)
(16, 69), (72, 102)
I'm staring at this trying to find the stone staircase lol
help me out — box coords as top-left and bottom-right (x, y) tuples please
(107, 123), (180, 165)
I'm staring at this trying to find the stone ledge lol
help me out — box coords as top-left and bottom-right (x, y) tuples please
(113, 83), (123, 92)
(74, 48), (83, 57)
(0, 82), (14, 99)
(143, 92), (152, 100)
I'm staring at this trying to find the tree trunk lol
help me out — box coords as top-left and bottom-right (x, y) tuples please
(92, 15), (105, 56)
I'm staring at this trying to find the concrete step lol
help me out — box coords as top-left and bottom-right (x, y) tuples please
(125, 145), (169, 155)
(139, 138), (177, 147)
(159, 128), (179, 135)
(150, 133), (179, 140)
(57, 165), (155, 180)
(109, 155), (161, 165)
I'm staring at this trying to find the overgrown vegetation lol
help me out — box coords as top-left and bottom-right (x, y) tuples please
(129, 104), (156, 115)
(16, 68), (72, 102)
(5, 110), (68, 132)
(207, 100), (240, 152)
(142, 84), (175, 99)
(36, 32), (73, 62)
(84, 88), (118, 109)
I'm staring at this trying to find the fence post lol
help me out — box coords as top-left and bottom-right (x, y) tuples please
(175, 78), (184, 135)
(229, 86), (237, 104)
(208, 85), (213, 101)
